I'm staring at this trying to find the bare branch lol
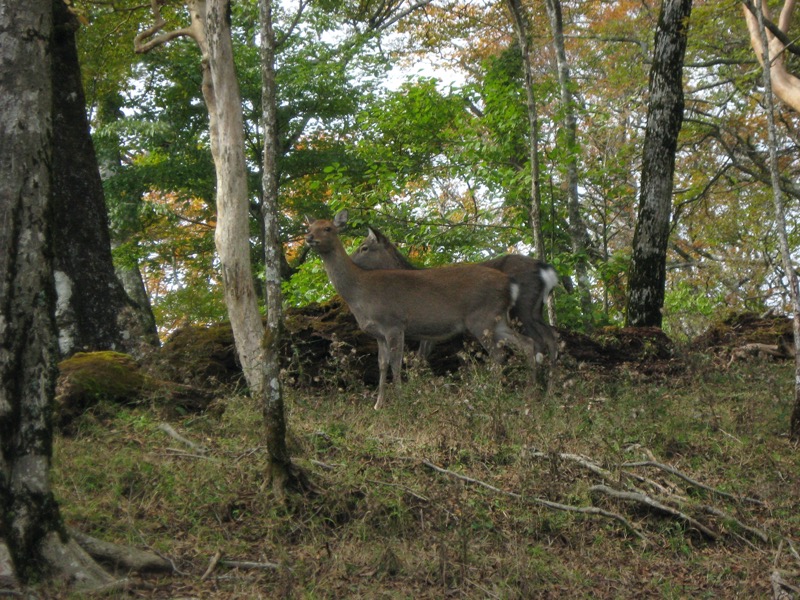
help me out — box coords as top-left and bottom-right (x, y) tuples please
(623, 460), (766, 505)
(422, 459), (647, 540)
(134, 0), (198, 54)
(590, 484), (719, 540)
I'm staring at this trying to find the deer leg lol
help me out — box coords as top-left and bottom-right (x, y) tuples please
(387, 329), (404, 400)
(374, 338), (390, 410)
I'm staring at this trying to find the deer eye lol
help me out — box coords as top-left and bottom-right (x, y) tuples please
(324, 226), (332, 232)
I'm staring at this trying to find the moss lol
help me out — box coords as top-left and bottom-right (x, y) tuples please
(139, 323), (240, 389)
(55, 352), (148, 432)
(58, 351), (146, 402)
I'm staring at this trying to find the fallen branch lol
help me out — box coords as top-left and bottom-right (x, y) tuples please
(422, 459), (646, 541)
(590, 484), (718, 540)
(622, 460), (765, 505)
(201, 550), (222, 581)
(527, 448), (680, 500)
(158, 422), (209, 455)
(220, 559), (282, 571)
(771, 570), (799, 599)
(702, 505), (769, 543)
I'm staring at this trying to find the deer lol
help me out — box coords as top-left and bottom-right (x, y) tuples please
(350, 226), (560, 366)
(305, 210), (537, 409)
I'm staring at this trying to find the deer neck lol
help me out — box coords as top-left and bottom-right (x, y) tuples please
(318, 238), (365, 304)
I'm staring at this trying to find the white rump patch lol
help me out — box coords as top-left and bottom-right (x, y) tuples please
(540, 266), (559, 297)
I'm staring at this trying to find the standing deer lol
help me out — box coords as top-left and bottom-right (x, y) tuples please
(305, 210), (537, 409)
(351, 227), (559, 365)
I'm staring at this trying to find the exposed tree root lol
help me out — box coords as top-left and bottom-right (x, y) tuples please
(68, 528), (173, 573)
(39, 531), (123, 592)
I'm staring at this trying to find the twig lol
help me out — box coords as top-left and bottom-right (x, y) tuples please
(590, 484), (718, 540)
(220, 559), (282, 571)
(422, 460), (646, 541)
(158, 423), (209, 455)
(622, 460), (765, 505)
(201, 550), (222, 581)
(527, 448), (678, 500)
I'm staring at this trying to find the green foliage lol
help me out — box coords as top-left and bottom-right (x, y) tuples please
(74, 0), (800, 335)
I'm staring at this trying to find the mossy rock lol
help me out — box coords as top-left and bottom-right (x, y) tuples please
(693, 312), (794, 353)
(56, 351), (148, 430)
(57, 351), (217, 434)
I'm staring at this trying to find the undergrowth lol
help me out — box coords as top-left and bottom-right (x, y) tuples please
(50, 352), (800, 598)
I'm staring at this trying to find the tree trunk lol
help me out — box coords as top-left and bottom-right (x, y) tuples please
(503, 0), (557, 326)
(544, 0), (592, 327)
(625, 0), (693, 328)
(750, 2), (800, 438)
(51, 0), (158, 358)
(0, 1), (115, 589)
(203, 0), (268, 396)
(260, 0), (311, 496)
(134, 0), (303, 493)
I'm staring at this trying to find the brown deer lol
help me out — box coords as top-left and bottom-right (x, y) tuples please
(305, 210), (537, 409)
(351, 226), (559, 365)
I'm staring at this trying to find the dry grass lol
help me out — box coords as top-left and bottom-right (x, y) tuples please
(49, 350), (800, 598)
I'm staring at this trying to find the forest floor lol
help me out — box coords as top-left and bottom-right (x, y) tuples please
(45, 312), (800, 599)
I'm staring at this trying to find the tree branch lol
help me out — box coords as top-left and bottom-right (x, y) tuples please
(590, 484), (719, 540)
(741, 0), (800, 58)
(422, 459), (647, 540)
(134, 0), (199, 54)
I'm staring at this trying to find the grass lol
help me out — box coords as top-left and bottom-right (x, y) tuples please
(49, 349), (800, 598)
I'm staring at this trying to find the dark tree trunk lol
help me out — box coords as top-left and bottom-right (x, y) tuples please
(51, 0), (158, 357)
(626, 0), (693, 327)
(0, 1), (114, 589)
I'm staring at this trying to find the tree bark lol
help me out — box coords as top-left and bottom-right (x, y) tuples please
(750, 2), (800, 438)
(51, 0), (158, 358)
(626, 0), (693, 328)
(503, 0), (557, 326)
(203, 0), (268, 396)
(260, 0), (313, 496)
(544, 0), (591, 327)
(0, 0), (115, 589)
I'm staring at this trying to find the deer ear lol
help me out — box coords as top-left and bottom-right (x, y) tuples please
(304, 215), (315, 225)
(366, 227), (378, 242)
(333, 209), (349, 228)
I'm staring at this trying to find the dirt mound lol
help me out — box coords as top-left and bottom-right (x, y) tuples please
(692, 311), (794, 357)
